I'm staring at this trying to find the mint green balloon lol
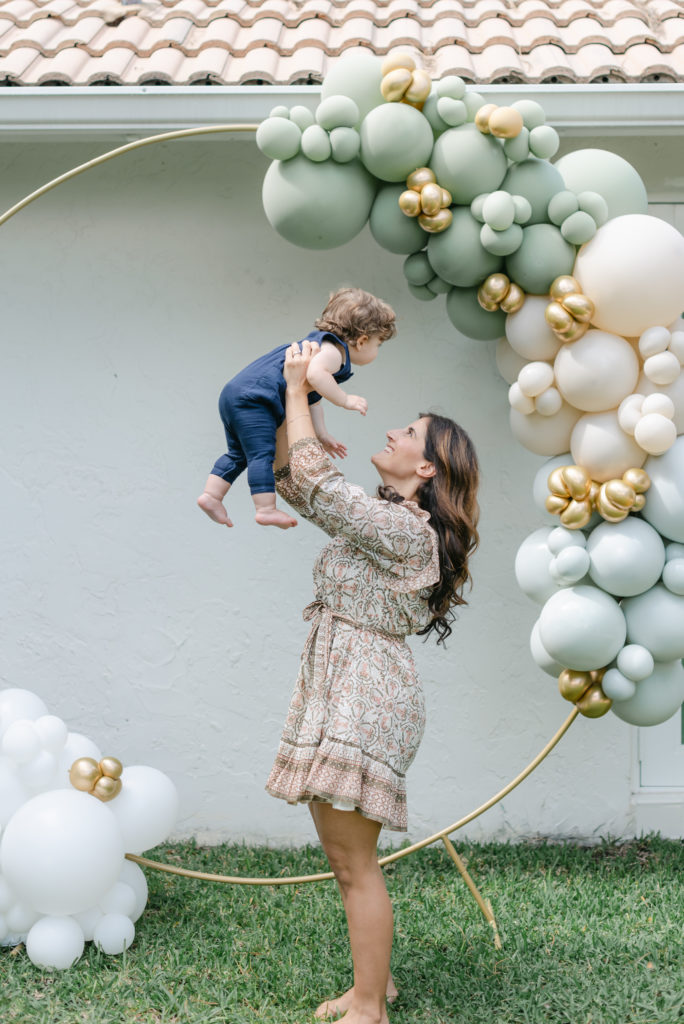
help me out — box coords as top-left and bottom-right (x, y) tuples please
(504, 128), (530, 163)
(446, 286), (506, 341)
(511, 99), (546, 130)
(464, 92), (486, 120)
(528, 125), (559, 160)
(427, 207), (502, 287)
(502, 158), (565, 224)
(437, 97), (467, 127)
(320, 49), (383, 127)
(437, 76), (467, 100)
(262, 156), (376, 250)
(577, 190), (609, 226)
(422, 91), (449, 136)
(505, 224), (576, 294)
(430, 124), (507, 205)
(316, 95), (360, 131)
(553, 149), (648, 219)
(301, 124), (331, 163)
(481, 223), (523, 257)
(561, 210), (597, 246)
(403, 251), (433, 286)
(360, 104), (434, 182)
(548, 190), (579, 226)
(330, 127), (361, 164)
(289, 105), (315, 131)
(256, 117), (301, 161)
(369, 184), (427, 254)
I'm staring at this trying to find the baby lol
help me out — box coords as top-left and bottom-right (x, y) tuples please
(197, 287), (396, 529)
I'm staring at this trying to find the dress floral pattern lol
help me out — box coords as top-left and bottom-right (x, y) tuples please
(265, 437), (440, 831)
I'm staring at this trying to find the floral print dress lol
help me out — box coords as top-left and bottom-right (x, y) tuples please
(265, 437), (440, 831)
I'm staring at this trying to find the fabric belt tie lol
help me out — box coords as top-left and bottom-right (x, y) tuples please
(302, 600), (405, 686)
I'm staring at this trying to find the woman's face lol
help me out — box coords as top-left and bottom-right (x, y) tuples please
(371, 417), (431, 484)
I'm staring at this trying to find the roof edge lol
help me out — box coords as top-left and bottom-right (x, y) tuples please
(0, 84), (683, 140)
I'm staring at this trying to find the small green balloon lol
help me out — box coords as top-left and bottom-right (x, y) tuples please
(301, 124), (332, 163)
(529, 124), (560, 160)
(480, 222), (523, 256)
(513, 195), (532, 224)
(470, 194), (488, 223)
(403, 251), (434, 286)
(502, 158), (565, 224)
(421, 91), (449, 136)
(360, 104), (434, 182)
(463, 91), (486, 120)
(503, 127), (530, 164)
(547, 190), (579, 226)
(505, 223), (576, 294)
(437, 96), (467, 127)
(577, 190), (609, 226)
(320, 49), (383, 126)
(369, 184), (427, 254)
(256, 117), (301, 162)
(289, 105), (315, 131)
(269, 105), (291, 119)
(482, 191), (516, 231)
(553, 148), (648, 218)
(408, 283), (438, 302)
(430, 124), (507, 205)
(437, 75), (467, 100)
(330, 126), (361, 163)
(427, 275), (452, 295)
(427, 206), (503, 287)
(316, 95), (360, 131)
(446, 286), (506, 340)
(560, 210), (597, 246)
(511, 99), (546, 130)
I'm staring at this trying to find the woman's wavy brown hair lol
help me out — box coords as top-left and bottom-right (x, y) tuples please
(378, 413), (480, 645)
(315, 287), (396, 345)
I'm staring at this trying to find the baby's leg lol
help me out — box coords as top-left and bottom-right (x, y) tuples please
(253, 492), (297, 529)
(197, 474), (233, 526)
(242, 407), (297, 528)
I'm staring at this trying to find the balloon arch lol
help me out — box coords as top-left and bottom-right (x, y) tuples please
(1, 49), (684, 970)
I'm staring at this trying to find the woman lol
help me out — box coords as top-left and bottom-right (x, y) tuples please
(266, 339), (480, 1024)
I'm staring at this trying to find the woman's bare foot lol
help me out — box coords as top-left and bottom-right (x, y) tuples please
(315, 979), (397, 1020)
(254, 507), (297, 529)
(197, 493), (233, 526)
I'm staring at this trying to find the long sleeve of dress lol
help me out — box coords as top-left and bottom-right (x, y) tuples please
(283, 437), (439, 590)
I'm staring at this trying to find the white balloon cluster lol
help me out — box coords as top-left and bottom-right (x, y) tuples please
(0, 688), (178, 969)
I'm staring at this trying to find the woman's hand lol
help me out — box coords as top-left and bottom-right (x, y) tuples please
(283, 339), (320, 391)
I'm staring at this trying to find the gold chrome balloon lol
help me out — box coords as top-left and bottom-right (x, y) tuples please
(550, 275), (581, 301)
(477, 273), (526, 314)
(480, 273), (510, 304)
(99, 756), (123, 780)
(603, 479), (636, 509)
(406, 167), (435, 191)
(474, 103), (498, 133)
(546, 465), (592, 529)
(93, 775), (123, 802)
(420, 182), (443, 216)
(381, 52), (416, 76)
(419, 209), (453, 233)
(560, 499), (593, 529)
(622, 467), (650, 495)
(399, 189), (422, 217)
(381, 67), (413, 102)
(404, 68), (432, 106)
(400, 170), (452, 233)
(545, 276), (595, 344)
(69, 757), (101, 792)
(576, 682), (612, 719)
(499, 283), (525, 314)
(558, 669), (592, 703)
(562, 293), (594, 324)
(488, 106), (524, 139)
(440, 187), (452, 207)
(545, 301), (574, 334)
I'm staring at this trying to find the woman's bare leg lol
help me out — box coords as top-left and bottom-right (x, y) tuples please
(309, 803), (393, 1024)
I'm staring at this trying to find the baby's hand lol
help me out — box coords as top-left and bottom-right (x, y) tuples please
(344, 394), (368, 416)
(318, 434), (348, 459)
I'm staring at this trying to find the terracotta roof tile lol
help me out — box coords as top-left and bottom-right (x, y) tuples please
(0, 0), (683, 85)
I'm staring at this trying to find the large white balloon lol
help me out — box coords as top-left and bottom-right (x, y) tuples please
(0, 757), (29, 827)
(514, 528), (557, 604)
(574, 215), (684, 337)
(510, 401), (581, 456)
(0, 690), (48, 730)
(554, 330), (639, 412)
(505, 296), (563, 361)
(108, 766), (179, 856)
(586, 518), (665, 597)
(538, 585), (626, 670)
(55, 732), (102, 784)
(571, 410), (646, 482)
(641, 436), (684, 542)
(26, 916), (85, 970)
(0, 790), (123, 915)
(622, 583), (684, 661)
(611, 659), (684, 727)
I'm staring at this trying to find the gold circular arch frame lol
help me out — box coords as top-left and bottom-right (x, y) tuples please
(2, 124), (581, 947)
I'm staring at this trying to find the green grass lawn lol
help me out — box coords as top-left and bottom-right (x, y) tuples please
(4, 837), (683, 1024)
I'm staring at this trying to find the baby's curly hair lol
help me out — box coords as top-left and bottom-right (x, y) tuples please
(315, 287), (396, 346)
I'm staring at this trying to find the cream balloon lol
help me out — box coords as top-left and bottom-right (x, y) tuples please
(495, 337), (528, 384)
(571, 410), (646, 482)
(574, 215), (684, 337)
(638, 371), (684, 434)
(554, 330), (639, 413)
(510, 401), (582, 456)
(505, 296), (563, 361)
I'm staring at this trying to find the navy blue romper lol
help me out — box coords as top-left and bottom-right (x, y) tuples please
(210, 330), (353, 495)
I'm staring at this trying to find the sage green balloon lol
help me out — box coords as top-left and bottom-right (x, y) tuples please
(577, 190), (609, 226)
(262, 156), (376, 250)
(256, 117), (301, 161)
(503, 127), (530, 163)
(422, 90), (449, 136)
(446, 286), (506, 341)
(360, 104), (434, 182)
(502, 158), (565, 224)
(548, 190), (579, 226)
(561, 210), (597, 246)
(437, 75), (467, 100)
(529, 124), (560, 160)
(430, 124), (507, 204)
(316, 95), (360, 131)
(320, 49), (383, 127)
(505, 224), (576, 294)
(301, 124), (332, 163)
(463, 91), (486, 119)
(369, 184), (427, 254)
(289, 105), (315, 131)
(482, 191), (515, 231)
(511, 99), (546, 130)
(427, 207), (503, 286)
(408, 283), (438, 302)
(437, 96), (467, 127)
(427, 275), (451, 295)
(481, 222), (523, 257)
(553, 149), (648, 218)
(330, 126), (361, 163)
(403, 251), (433, 286)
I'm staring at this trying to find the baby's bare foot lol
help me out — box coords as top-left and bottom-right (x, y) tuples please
(197, 493), (233, 526)
(254, 507), (297, 529)
(315, 980), (397, 1020)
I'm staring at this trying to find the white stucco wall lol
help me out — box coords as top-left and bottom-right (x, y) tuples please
(0, 128), (679, 845)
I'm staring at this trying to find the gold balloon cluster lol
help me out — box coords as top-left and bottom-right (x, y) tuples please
(544, 276), (595, 343)
(380, 53), (431, 108)
(546, 465), (651, 528)
(399, 167), (453, 233)
(474, 103), (525, 139)
(558, 667), (612, 718)
(477, 273), (525, 314)
(69, 755), (124, 802)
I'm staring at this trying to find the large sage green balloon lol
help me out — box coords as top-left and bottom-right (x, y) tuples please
(430, 123), (507, 204)
(320, 49), (384, 127)
(360, 104), (434, 182)
(262, 156), (376, 250)
(427, 207), (502, 287)
(505, 223), (576, 294)
(553, 148), (648, 218)
(369, 184), (427, 254)
(446, 286), (506, 341)
(502, 158), (565, 224)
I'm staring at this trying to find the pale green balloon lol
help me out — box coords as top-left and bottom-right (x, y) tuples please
(320, 49), (383, 126)
(513, 195), (532, 224)
(421, 90), (449, 136)
(256, 117), (301, 161)
(511, 99), (546, 130)
(316, 95), (360, 131)
(529, 124), (560, 160)
(301, 124), (332, 163)
(427, 206), (503, 286)
(289, 105), (315, 131)
(505, 224), (576, 294)
(470, 194), (488, 222)
(503, 158), (566, 224)
(481, 222), (523, 256)
(427, 275), (452, 294)
(437, 75), (467, 100)
(463, 91), (486, 120)
(437, 96), (467, 127)
(482, 191), (515, 231)
(446, 286), (506, 340)
(561, 210), (597, 245)
(553, 148), (648, 218)
(403, 251), (433, 286)
(548, 190), (579, 226)
(330, 127), (361, 163)
(269, 105), (290, 119)
(360, 104), (434, 182)
(430, 124), (507, 204)
(262, 156), (376, 250)
(503, 127), (530, 164)
(408, 283), (438, 302)
(577, 190), (609, 226)
(368, 184), (427, 254)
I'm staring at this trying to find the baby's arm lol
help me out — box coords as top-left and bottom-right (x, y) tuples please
(306, 345), (367, 415)
(310, 401), (348, 459)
